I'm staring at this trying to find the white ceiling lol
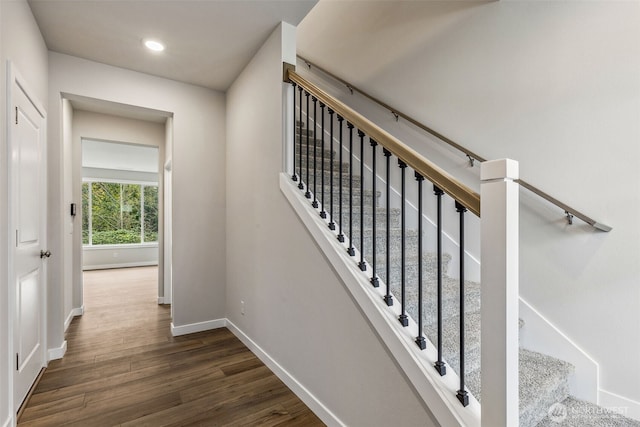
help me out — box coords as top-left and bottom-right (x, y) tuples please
(28, 0), (317, 91)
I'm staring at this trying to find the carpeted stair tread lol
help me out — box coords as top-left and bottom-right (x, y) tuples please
(535, 397), (640, 427)
(465, 349), (574, 427)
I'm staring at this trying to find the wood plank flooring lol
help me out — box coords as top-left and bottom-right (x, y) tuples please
(18, 266), (324, 426)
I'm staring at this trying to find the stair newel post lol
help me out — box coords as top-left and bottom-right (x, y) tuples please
(481, 159), (520, 427)
(328, 109), (336, 230)
(347, 122), (356, 256)
(370, 139), (379, 288)
(398, 159), (408, 327)
(337, 115), (345, 242)
(304, 91), (311, 199)
(383, 149), (393, 306)
(455, 201), (469, 407)
(358, 130), (366, 271)
(311, 97), (319, 208)
(319, 103), (327, 218)
(291, 82), (297, 182)
(297, 86), (304, 190)
(433, 185), (446, 376)
(415, 172), (426, 350)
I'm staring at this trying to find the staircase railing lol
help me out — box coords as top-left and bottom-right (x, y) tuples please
(284, 64), (520, 426)
(297, 55), (612, 232)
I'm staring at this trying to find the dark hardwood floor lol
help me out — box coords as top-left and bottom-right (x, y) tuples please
(18, 266), (324, 426)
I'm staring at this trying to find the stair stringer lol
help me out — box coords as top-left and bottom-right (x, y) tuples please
(280, 173), (481, 427)
(519, 297), (599, 403)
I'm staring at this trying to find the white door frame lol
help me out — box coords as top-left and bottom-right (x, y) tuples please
(6, 61), (48, 416)
(163, 159), (172, 308)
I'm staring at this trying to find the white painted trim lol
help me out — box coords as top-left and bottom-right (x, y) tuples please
(519, 297), (599, 403)
(170, 319), (226, 337)
(227, 320), (345, 427)
(280, 173), (480, 427)
(599, 389), (640, 422)
(47, 340), (67, 361)
(1, 415), (12, 427)
(83, 261), (158, 271)
(83, 243), (159, 250)
(64, 306), (84, 332)
(157, 297), (165, 304)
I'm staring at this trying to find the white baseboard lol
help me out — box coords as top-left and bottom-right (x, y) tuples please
(2, 415), (13, 427)
(48, 340), (67, 361)
(226, 320), (344, 427)
(170, 318), (226, 337)
(64, 306), (84, 331)
(519, 298), (599, 403)
(599, 389), (640, 422)
(83, 261), (158, 271)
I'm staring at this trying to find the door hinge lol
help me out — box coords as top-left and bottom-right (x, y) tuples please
(16, 353), (19, 371)
(15, 106), (18, 124)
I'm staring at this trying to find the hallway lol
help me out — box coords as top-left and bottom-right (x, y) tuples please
(18, 267), (324, 426)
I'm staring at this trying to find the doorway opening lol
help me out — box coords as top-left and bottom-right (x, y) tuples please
(61, 96), (174, 337)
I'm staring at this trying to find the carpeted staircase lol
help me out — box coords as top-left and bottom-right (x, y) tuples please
(296, 123), (640, 427)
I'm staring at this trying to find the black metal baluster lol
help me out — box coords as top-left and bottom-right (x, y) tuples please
(383, 149), (393, 306)
(291, 82), (297, 182)
(434, 186), (446, 376)
(305, 91), (311, 199)
(370, 139), (379, 288)
(456, 201), (469, 407)
(320, 103), (327, 218)
(337, 116), (345, 242)
(312, 97), (319, 208)
(358, 130), (366, 270)
(298, 86), (304, 190)
(398, 160), (408, 327)
(347, 123), (355, 256)
(415, 172), (426, 349)
(328, 109), (336, 230)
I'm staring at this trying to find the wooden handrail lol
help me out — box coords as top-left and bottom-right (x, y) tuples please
(296, 56), (612, 232)
(287, 69), (481, 217)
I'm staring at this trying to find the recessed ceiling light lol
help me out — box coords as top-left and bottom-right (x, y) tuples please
(144, 39), (165, 52)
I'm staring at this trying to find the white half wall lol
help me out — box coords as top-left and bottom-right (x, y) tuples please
(0, 1), (48, 424)
(298, 1), (640, 405)
(225, 22), (438, 426)
(48, 52), (227, 357)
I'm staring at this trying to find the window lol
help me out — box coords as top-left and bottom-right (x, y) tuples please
(82, 181), (158, 246)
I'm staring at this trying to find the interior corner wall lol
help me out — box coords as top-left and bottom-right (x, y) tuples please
(48, 52), (227, 352)
(225, 22), (438, 426)
(297, 1), (640, 404)
(1, 0), (48, 423)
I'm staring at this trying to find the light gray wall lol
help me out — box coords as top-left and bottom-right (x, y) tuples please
(225, 22), (438, 426)
(48, 52), (227, 354)
(0, 0), (48, 423)
(73, 111), (163, 280)
(298, 0), (640, 404)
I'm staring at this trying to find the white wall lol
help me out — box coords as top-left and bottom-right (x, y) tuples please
(298, 0), (640, 407)
(0, 0), (48, 424)
(48, 52), (227, 354)
(73, 111), (163, 276)
(225, 22), (438, 426)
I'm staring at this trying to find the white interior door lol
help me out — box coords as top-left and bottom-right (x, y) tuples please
(10, 70), (47, 412)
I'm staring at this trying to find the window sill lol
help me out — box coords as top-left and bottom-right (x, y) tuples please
(83, 243), (159, 250)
